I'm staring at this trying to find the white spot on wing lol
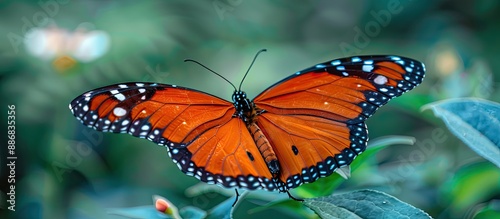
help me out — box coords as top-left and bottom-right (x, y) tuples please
(362, 65), (374, 72)
(331, 60), (341, 65)
(390, 56), (401, 61)
(374, 75), (388, 85)
(113, 107), (127, 117)
(115, 93), (126, 101)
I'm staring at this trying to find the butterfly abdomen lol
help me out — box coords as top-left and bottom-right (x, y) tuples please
(248, 123), (280, 176)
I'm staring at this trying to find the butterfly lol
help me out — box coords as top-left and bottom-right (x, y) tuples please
(69, 50), (425, 194)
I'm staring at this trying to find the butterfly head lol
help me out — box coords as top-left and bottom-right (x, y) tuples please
(232, 90), (254, 119)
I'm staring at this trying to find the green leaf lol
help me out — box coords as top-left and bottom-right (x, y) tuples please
(303, 189), (432, 219)
(350, 135), (416, 170)
(441, 162), (500, 213)
(423, 98), (500, 167)
(249, 199), (316, 218)
(474, 200), (500, 219)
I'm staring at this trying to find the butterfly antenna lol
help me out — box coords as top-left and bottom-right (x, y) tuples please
(184, 59), (237, 91)
(238, 49), (267, 91)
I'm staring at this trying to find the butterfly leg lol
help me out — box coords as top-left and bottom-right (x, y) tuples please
(232, 189), (240, 207)
(286, 190), (304, 202)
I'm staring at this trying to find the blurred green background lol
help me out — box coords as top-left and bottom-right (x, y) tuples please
(1, 0), (499, 218)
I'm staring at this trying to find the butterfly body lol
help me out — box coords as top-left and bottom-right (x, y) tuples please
(248, 122), (280, 175)
(233, 90), (282, 180)
(69, 55), (425, 193)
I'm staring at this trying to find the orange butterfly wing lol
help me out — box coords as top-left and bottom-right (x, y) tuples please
(253, 56), (425, 189)
(69, 83), (274, 190)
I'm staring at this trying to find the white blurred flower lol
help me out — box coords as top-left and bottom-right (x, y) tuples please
(24, 24), (110, 63)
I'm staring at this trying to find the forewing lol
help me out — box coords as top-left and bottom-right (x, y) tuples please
(70, 83), (234, 144)
(254, 55), (425, 124)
